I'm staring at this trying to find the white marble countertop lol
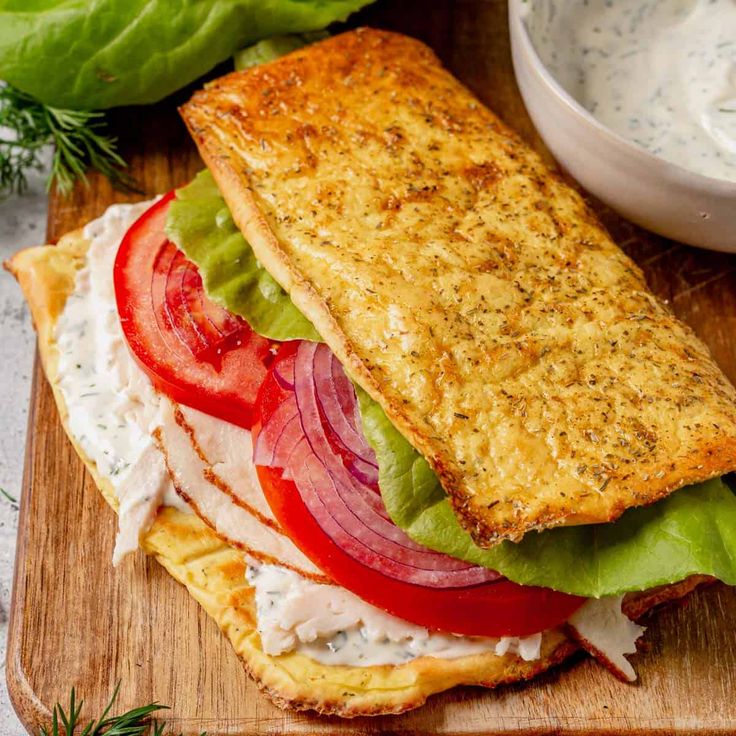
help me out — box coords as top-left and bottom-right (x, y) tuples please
(0, 154), (51, 735)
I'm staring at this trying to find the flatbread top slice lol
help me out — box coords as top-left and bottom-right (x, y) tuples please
(180, 28), (736, 545)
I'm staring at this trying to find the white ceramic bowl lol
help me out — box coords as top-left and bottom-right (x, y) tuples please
(508, 0), (736, 253)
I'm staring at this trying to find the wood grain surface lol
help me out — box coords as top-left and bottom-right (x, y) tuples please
(7, 1), (736, 734)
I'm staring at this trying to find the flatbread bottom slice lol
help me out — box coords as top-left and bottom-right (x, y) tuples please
(5, 225), (708, 717)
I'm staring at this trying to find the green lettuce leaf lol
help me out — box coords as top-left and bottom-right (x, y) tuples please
(234, 32), (329, 71)
(0, 0), (373, 109)
(166, 170), (320, 342)
(358, 388), (736, 597)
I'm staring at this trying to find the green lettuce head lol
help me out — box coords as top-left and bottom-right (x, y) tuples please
(0, 0), (373, 109)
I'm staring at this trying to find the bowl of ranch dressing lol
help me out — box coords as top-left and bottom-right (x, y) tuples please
(509, 0), (736, 251)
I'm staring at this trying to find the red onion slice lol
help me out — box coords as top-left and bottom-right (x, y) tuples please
(255, 341), (500, 588)
(313, 345), (377, 471)
(294, 345), (486, 575)
(252, 393), (302, 469)
(272, 349), (296, 390)
(295, 345), (385, 511)
(331, 356), (363, 435)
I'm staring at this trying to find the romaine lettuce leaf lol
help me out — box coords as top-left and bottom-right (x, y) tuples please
(358, 388), (736, 597)
(234, 32), (329, 71)
(166, 170), (320, 342)
(0, 0), (373, 109)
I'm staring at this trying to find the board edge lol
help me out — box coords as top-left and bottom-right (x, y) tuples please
(6, 352), (54, 734)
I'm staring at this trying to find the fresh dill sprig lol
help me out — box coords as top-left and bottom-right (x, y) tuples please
(35, 683), (203, 736)
(0, 85), (135, 197)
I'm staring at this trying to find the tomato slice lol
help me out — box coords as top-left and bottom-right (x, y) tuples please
(114, 193), (273, 429)
(254, 343), (585, 638)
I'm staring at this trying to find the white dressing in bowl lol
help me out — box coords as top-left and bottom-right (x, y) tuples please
(524, 0), (736, 183)
(510, 0), (736, 251)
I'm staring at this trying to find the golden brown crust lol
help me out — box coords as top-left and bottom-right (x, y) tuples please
(622, 575), (713, 621)
(180, 28), (736, 545)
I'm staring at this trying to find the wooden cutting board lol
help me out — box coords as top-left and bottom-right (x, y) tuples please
(7, 2), (736, 734)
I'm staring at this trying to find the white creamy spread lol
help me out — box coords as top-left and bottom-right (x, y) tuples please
(53, 200), (645, 672)
(525, 0), (736, 181)
(55, 202), (189, 565)
(248, 562), (644, 670)
(246, 563), (542, 665)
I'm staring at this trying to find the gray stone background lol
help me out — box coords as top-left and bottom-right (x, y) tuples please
(0, 149), (51, 734)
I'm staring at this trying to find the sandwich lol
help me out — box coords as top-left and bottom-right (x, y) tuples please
(8, 29), (736, 717)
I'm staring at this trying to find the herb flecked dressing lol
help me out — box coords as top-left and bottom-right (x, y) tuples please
(526, 0), (736, 181)
(247, 564), (543, 666)
(55, 202), (189, 564)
